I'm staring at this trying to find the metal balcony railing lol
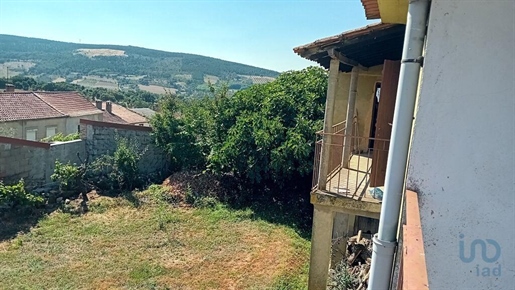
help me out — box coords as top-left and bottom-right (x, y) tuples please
(312, 131), (390, 199)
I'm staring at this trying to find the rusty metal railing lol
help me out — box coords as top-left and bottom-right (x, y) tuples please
(312, 131), (390, 199)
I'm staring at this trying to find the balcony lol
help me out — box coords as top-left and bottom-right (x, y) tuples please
(311, 123), (390, 219)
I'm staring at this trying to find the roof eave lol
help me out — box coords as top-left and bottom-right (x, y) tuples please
(293, 23), (405, 72)
(361, 0), (409, 24)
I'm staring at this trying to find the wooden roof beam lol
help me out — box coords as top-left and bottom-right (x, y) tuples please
(328, 49), (368, 71)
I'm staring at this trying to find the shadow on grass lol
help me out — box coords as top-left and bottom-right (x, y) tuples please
(218, 182), (314, 240)
(0, 205), (57, 242)
(0, 190), (141, 243)
(164, 171), (314, 240)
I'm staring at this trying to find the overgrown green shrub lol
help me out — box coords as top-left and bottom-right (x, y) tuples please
(86, 137), (145, 191)
(151, 93), (204, 171)
(328, 260), (358, 290)
(143, 184), (178, 204)
(0, 179), (44, 209)
(184, 185), (197, 205)
(51, 161), (81, 192)
(41, 132), (80, 142)
(152, 67), (327, 193)
(182, 185), (218, 208)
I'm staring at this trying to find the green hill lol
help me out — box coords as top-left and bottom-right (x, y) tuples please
(0, 34), (279, 95)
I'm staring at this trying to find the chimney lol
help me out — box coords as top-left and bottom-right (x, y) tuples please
(5, 84), (15, 92)
(95, 100), (102, 110)
(106, 101), (112, 114)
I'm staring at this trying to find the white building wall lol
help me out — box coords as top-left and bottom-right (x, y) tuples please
(407, 0), (515, 289)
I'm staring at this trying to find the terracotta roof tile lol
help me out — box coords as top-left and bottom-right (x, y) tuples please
(93, 102), (148, 125)
(101, 111), (129, 124)
(0, 92), (65, 122)
(35, 92), (102, 117)
(111, 103), (148, 124)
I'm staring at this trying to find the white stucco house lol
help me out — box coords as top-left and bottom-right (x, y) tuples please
(298, 0), (514, 289)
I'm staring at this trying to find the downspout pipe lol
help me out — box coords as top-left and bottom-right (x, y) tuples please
(367, 0), (429, 290)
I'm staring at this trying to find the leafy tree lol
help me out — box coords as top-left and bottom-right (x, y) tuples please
(154, 67), (327, 192)
(207, 67), (328, 188)
(150, 93), (204, 170)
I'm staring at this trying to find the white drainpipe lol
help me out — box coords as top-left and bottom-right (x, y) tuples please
(367, 0), (430, 289)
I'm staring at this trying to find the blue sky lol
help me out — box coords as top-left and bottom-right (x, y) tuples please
(0, 0), (375, 72)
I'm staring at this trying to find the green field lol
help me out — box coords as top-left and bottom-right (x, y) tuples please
(0, 188), (309, 290)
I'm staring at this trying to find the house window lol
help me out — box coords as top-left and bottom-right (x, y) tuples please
(46, 126), (57, 138)
(26, 129), (37, 141)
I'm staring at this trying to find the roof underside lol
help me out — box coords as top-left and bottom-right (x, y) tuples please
(293, 23), (406, 72)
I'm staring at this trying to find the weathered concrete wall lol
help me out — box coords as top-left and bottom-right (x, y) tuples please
(0, 117), (68, 140)
(0, 120), (169, 189)
(407, 1), (515, 288)
(0, 113), (102, 141)
(65, 113), (102, 135)
(46, 140), (85, 181)
(81, 119), (169, 177)
(0, 138), (84, 187)
(333, 65), (383, 150)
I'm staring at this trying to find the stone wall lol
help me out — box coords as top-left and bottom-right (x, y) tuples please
(81, 119), (169, 177)
(0, 120), (169, 189)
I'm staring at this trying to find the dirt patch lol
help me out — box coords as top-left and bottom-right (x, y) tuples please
(239, 75), (276, 84)
(138, 84), (176, 94)
(162, 171), (240, 204)
(204, 75), (219, 84)
(72, 76), (118, 89)
(76, 48), (127, 58)
(52, 77), (66, 83)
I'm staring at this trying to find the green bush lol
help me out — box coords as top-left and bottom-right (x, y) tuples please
(0, 179), (44, 209)
(41, 132), (80, 143)
(51, 161), (81, 192)
(86, 137), (145, 191)
(193, 196), (218, 209)
(328, 260), (358, 290)
(152, 67), (327, 193)
(151, 93), (204, 171)
(184, 185), (197, 205)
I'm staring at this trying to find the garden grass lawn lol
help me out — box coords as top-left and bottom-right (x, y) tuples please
(0, 193), (309, 290)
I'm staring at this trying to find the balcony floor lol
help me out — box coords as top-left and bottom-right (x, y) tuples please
(312, 154), (382, 219)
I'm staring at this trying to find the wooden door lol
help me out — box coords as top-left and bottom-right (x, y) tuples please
(370, 60), (401, 187)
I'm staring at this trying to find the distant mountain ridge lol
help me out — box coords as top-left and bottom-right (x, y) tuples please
(0, 34), (279, 95)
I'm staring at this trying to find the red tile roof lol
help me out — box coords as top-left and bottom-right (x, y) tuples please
(110, 103), (148, 124)
(35, 92), (101, 117)
(101, 111), (128, 124)
(93, 101), (148, 125)
(0, 92), (65, 122)
(0, 91), (102, 122)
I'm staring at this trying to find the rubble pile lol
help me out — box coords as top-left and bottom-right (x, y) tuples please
(328, 230), (373, 290)
(346, 231), (372, 290)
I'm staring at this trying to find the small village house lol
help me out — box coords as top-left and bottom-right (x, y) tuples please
(0, 91), (102, 140)
(297, 0), (514, 289)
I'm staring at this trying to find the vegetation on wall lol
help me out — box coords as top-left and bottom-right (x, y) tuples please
(41, 132), (80, 143)
(0, 179), (44, 210)
(86, 137), (148, 192)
